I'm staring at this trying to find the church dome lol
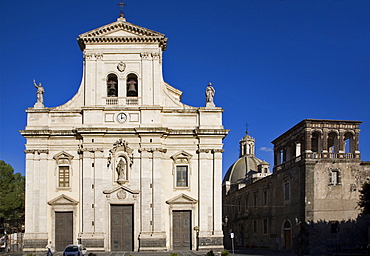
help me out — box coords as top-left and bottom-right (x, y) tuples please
(223, 131), (271, 193)
(223, 154), (267, 185)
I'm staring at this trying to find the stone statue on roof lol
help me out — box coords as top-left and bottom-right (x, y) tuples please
(33, 79), (44, 108)
(206, 82), (215, 107)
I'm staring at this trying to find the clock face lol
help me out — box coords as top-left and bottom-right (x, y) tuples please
(117, 113), (127, 123)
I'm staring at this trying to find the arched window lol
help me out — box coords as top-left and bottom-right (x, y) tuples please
(344, 132), (354, 154)
(328, 132), (338, 157)
(126, 74), (138, 97)
(107, 74), (118, 97)
(311, 131), (321, 154)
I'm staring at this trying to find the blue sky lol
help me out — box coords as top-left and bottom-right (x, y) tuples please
(1, 0), (370, 177)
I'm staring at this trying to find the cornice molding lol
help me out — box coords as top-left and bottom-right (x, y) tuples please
(138, 148), (167, 153)
(79, 20), (164, 38)
(24, 149), (49, 154)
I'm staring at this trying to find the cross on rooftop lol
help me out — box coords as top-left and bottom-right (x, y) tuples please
(118, 0), (126, 18)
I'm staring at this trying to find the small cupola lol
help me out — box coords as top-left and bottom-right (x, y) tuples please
(239, 131), (255, 157)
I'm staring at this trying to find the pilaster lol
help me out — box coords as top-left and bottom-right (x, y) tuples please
(23, 149), (49, 251)
(141, 53), (153, 105)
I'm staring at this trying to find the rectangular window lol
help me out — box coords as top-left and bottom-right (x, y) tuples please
(329, 169), (342, 185)
(176, 165), (188, 187)
(284, 182), (290, 200)
(263, 219), (268, 235)
(253, 193), (257, 207)
(59, 166), (70, 187)
(253, 220), (257, 235)
(263, 190), (268, 205)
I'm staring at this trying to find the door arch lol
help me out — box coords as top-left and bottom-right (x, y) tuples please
(283, 220), (292, 249)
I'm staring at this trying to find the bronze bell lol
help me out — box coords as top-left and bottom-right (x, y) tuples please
(127, 79), (137, 96)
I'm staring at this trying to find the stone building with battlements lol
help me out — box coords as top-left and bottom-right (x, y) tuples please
(222, 119), (370, 254)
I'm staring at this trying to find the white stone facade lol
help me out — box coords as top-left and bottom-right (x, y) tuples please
(21, 17), (228, 252)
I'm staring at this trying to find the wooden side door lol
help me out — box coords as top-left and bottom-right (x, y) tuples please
(111, 205), (133, 251)
(55, 212), (73, 251)
(173, 210), (191, 250)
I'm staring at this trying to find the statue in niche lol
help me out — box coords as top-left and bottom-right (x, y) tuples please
(33, 79), (44, 106)
(205, 82), (215, 107)
(116, 158), (126, 183)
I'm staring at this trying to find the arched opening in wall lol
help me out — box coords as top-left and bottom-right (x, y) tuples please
(286, 141), (295, 161)
(296, 135), (305, 157)
(344, 132), (354, 154)
(328, 132), (338, 157)
(116, 156), (128, 184)
(107, 74), (118, 97)
(126, 74), (138, 97)
(278, 148), (284, 165)
(311, 132), (321, 156)
(283, 221), (292, 249)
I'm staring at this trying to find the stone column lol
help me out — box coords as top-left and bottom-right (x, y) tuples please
(84, 53), (97, 106)
(338, 130), (345, 156)
(39, 151), (49, 235)
(212, 149), (224, 238)
(138, 148), (153, 235)
(198, 148), (211, 237)
(151, 149), (166, 248)
(152, 52), (161, 106)
(354, 128), (361, 158)
(81, 150), (94, 233)
(23, 150), (49, 251)
(152, 149), (163, 232)
(304, 129), (312, 157)
(91, 149), (105, 248)
(141, 53), (153, 105)
(197, 148), (223, 250)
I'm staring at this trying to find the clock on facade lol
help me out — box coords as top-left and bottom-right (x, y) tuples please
(117, 113), (127, 123)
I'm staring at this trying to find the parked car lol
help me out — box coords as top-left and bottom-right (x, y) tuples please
(63, 244), (87, 256)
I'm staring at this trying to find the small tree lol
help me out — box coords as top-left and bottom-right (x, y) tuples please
(0, 160), (25, 232)
(358, 182), (370, 216)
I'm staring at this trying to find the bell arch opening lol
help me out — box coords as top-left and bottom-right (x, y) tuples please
(107, 74), (118, 97)
(126, 74), (138, 97)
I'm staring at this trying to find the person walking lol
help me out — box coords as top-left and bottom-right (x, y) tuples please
(46, 241), (53, 256)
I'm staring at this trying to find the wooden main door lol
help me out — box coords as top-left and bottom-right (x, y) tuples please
(55, 212), (73, 251)
(173, 210), (191, 250)
(111, 205), (133, 251)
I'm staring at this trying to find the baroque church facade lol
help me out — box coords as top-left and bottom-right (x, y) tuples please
(223, 119), (370, 254)
(21, 15), (228, 252)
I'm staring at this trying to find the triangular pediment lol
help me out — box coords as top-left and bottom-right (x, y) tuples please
(53, 151), (74, 161)
(103, 185), (139, 195)
(79, 18), (164, 38)
(78, 18), (167, 51)
(166, 193), (198, 205)
(48, 194), (78, 206)
(171, 151), (193, 161)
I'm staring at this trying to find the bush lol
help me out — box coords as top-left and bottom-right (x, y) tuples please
(221, 249), (230, 256)
(170, 253), (178, 256)
(206, 250), (214, 256)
